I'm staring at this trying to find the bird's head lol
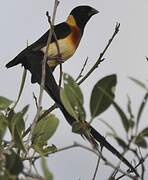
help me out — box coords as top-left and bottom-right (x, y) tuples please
(69, 6), (99, 30)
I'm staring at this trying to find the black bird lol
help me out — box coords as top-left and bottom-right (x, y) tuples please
(6, 5), (138, 176)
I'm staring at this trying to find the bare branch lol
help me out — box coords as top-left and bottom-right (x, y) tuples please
(92, 146), (103, 180)
(29, 0), (59, 141)
(22, 103), (57, 138)
(78, 23), (120, 85)
(75, 57), (89, 82)
(22, 142), (136, 179)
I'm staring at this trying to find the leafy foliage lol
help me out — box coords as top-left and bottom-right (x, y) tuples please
(1, 72), (148, 179)
(32, 114), (59, 155)
(0, 96), (13, 110)
(0, 113), (8, 139)
(41, 157), (53, 180)
(32, 114), (59, 145)
(5, 150), (24, 176)
(0, 96), (59, 179)
(60, 73), (86, 122)
(90, 74), (117, 119)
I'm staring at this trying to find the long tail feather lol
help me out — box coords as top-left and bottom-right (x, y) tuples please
(6, 49), (29, 68)
(26, 56), (138, 176)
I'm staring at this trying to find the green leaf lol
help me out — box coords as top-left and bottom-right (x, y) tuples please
(8, 106), (28, 152)
(108, 177), (116, 180)
(99, 118), (117, 135)
(128, 120), (135, 129)
(9, 105), (28, 134)
(63, 73), (83, 104)
(72, 122), (90, 135)
(137, 127), (148, 138)
(0, 96), (13, 110)
(60, 73), (86, 122)
(127, 95), (135, 129)
(32, 114), (59, 145)
(5, 150), (24, 175)
(127, 95), (134, 121)
(134, 136), (147, 148)
(111, 101), (130, 132)
(0, 175), (9, 180)
(90, 74), (117, 119)
(10, 106), (28, 135)
(41, 157), (53, 180)
(110, 134), (127, 150)
(33, 144), (57, 155)
(60, 88), (78, 120)
(134, 128), (148, 148)
(13, 127), (26, 152)
(11, 112), (26, 135)
(99, 119), (127, 149)
(136, 93), (148, 131)
(97, 88), (130, 132)
(0, 113), (8, 139)
(129, 77), (148, 91)
(10, 111), (26, 152)
(13, 68), (27, 109)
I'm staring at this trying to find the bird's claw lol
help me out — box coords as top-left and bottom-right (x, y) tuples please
(47, 54), (65, 63)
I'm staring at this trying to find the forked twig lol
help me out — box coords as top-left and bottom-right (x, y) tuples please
(75, 57), (89, 82)
(78, 23), (120, 85)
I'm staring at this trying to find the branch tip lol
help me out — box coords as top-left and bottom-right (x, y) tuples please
(115, 22), (120, 33)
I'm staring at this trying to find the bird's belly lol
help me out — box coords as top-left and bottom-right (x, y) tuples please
(41, 38), (76, 67)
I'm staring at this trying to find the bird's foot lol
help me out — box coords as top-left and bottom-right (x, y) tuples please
(48, 54), (65, 64)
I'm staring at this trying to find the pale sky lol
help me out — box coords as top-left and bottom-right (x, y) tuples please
(1, 0), (148, 179)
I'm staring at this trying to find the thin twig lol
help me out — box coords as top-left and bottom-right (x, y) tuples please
(46, 10), (63, 88)
(115, 148), (144, 180)
(109, 150), (127, 179)
(22, 2), (61, 138)
(12, 41), (28, 109)
(75, 57), (89, 82)
(22, 142), (136, 179)
(22, 142), (99, 161)
(78, 23), (120, 85)
(92, 146), (103, 180)
(131, 148), (146, 179)
(59, 63), (63, 87)
(33, 92), (38, 109)
(28, 0), (59, 142)
(116, 160), (143, 180)
(22, 103), (57, 138)
(38, 103), (57, 120)
(22, 171), (44, 180)
(139, 149), (147, 180)
(13, 68), (27, 109)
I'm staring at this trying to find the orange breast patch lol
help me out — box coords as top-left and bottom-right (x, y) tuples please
(66, 15), (81, 48)
(69, 25), (81, 48)
(41, 15), (82, 68)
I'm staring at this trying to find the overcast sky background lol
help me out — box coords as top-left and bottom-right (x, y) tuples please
(1, 0), (148, 179)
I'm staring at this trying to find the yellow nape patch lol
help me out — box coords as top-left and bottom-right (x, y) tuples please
(66, 15), (77, 26)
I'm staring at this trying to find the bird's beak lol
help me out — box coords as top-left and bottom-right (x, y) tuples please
(89, 8), (99, 16)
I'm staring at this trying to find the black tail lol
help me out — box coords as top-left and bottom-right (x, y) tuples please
(27, 56), (138, 176)
(6, 57), (22, 68)
(45, 68), (139, 176)
(6, 49), (29, 68)
(6, 52), (139, 176)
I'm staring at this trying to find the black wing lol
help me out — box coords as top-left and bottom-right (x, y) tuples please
(29, 22), (72, 51)
(6, 22), (71, 68)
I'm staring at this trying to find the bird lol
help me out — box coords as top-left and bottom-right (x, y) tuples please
(6, 6), (98, 72)
(6, 5), (138, 176)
